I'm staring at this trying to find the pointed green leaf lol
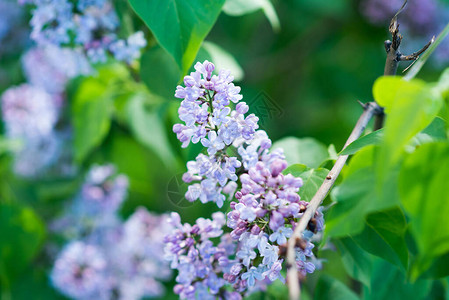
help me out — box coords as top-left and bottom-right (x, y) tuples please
(315, 275), (360, 300)
(140, 42), (244, 99)
(272, 137), (329, 168)
(222, 0), (280, 31)
(363, 259), (432, 300)
(340, 129), (384, 156)
(334, 238), (373, 288)
(283, 164), (329, 201)
(126, 93), (177, 167)
(373, 77), (443, 172)
(128, 0), (226, 74)
(353, 207), (408, 270)
(73, 79), (113, 162)
(399, 142), (449, 279)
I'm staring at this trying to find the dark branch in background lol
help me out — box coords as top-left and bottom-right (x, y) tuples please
(377, 0), (434, 129)
(286, 102), (382, 300)
(285, 1), (437, 299)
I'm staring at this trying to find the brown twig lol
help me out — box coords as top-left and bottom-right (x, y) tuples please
(286, 102), (381, 300)
(376, 0), (434, 130)
(399, 36), (435, 61)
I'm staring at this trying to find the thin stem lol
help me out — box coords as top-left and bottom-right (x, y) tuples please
(404, 22), (449, 81)
(286, 102), (381, 300)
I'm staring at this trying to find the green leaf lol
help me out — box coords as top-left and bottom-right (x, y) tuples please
(265, 279), (290, 300)
(283, 164), (329, 201)
(0, 203), (45, 285)
(374, 77), (443, 175)
(420, 252), (449, 279)
(198, 41), (244, 81)
(72, 64), (130, 162)
(272, 137), (329, 168)
(372, 76), (403, 110)
(363, 259), (432, 300)
(126, 92), (177, 167)
(334, 238), (373, 288)
(140, 46), (181, 100)
(421, 117), (447, 139)
(340, 129), (384, 156)
(326, 148), (399, 238)
(315, 275), (360, 300)
(128, 0), (226, 74)
(352, 207), (408, 270)
(326, 169), (377, 237)
(222, 0), (280, 32)
(72, 79), (113, 162)
(140, 42), (244, 99)
(434, 68), (449, 100)
(399, 142), (449, 279)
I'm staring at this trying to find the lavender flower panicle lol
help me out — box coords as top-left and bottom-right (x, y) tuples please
(1, 84), (63, 177)
(51, 241), (109, 300)
(173, 60), (260, 208)
(22, 0), (147, 64)
(51, 164), (173, 300)
(22, 46), (92, 94)
(164, 212), (240, 300)
(171, 61), (325, 297)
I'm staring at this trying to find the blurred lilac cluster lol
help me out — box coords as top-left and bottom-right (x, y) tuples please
(51, 164), (172, 300)
(20, 0), (147, 64)
(22, 45), (91, 94)
(0, 0), (29, 57)
(0, 44), (88, 177)
(171, 61), (324, 298)
(360, 0), (449, 63)
(0, 84), (67, 176)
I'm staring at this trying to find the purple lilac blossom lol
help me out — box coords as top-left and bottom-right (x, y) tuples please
(1, 84), (64, 177)
(80, 164), (129, 214)
(1, 84), (59, 137)
(174, 60), (260, 208)
(22, 45), (92, 94)
(172, 61), (325, 297)
(164, 212), (240, 300)
(21, 0), (147, 64)
(51, 241), (109, 300)
(51, 165), (172, 299)
(111, 208), (173, 299)
(223, 155), (324, 289)
(51, 164), (128, 239)
(0, 0), (28, 47)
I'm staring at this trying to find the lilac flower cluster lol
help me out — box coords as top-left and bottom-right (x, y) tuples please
(51, 164), (172, 300)
(225, 157), (324, 288)
(22, 45), (91, 94)
(0, 0), (28, 58)
(21, 0), (147, 64)
(1, 84), (63, 176)
(171, 61), (325, 297)
(174, 60), (261, 207)
(164, 212), (242, 300)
